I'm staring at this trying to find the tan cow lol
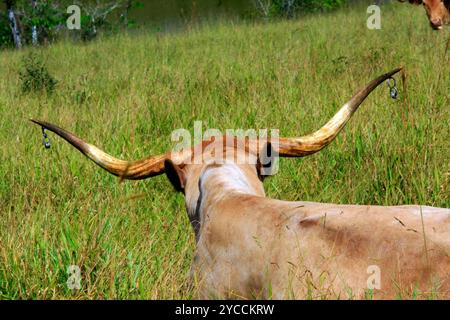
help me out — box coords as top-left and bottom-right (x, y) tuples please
(399, 0), (450, 29)
(31, 68), (450, 299)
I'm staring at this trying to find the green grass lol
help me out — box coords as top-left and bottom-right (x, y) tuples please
(0, 3), (449, 299)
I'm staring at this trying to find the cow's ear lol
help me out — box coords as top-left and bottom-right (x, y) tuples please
(257, 142), (278, 180)
(164, 159), (186, 192)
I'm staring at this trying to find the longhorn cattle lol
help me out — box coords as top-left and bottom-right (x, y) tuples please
(31, 68), (450, 299)
(399, 0), (450, 29)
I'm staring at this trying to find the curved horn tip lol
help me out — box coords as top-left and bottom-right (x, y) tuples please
(388, 67), (403, 76)
(30, 118), (47, 127)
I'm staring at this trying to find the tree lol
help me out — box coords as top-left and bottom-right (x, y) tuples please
(5, 0), (22, 48)
(30, 0), (37, 45)
(1, 0), (142, 48)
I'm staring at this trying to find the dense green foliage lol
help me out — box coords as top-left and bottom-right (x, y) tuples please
(0, 14), (12, 48)
(0, 0), (142, 47)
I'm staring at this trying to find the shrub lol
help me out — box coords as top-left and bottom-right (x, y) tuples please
(19, 52), (57, 93)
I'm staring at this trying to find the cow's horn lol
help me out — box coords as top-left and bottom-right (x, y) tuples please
(30, 119), (169, 180)
(276, 67), (402, 157)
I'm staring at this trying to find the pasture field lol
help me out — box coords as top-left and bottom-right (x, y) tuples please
(0, 3), (449, 299)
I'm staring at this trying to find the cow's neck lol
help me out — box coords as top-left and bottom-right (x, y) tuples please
(188, 162), (264, 240)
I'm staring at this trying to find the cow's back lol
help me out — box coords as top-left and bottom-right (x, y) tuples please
(192, 197), (450, 299)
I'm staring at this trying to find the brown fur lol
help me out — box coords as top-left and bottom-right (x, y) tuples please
(171, 146), (450, 299)
(399, 0), (450, 29)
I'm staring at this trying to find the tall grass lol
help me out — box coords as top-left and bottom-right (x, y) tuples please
(0, 3), (448, 299)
